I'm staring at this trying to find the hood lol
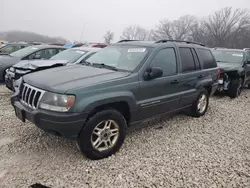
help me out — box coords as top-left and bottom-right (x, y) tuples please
(217, 62), (242, 72)
(13, 59), (69, 70)
(0, 53), (10, 56)
(0, 55), (14, 60)
(23, 65), (131, 92)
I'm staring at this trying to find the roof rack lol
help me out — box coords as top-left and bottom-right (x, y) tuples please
(243, 48), (250, 51)
(155, 39), (205, 46)
(117, 39), (139, 43)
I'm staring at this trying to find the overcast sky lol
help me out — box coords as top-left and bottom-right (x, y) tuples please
(1, 0), (250, 42)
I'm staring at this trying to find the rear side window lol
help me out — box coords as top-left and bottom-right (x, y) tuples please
(191, 49), (201, 70)
(179, 48), (196, 73)
(198, 49), (217, 69)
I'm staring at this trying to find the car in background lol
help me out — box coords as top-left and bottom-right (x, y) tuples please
(0, 43), (31, 55)
(5, 47), (101, 91)
(0, 45), (65, 82)
(82, 43), (108, 48)
(63, 43), (84, 48)
(212, 47), (250, 98)
(0, 44), (7, 48)
(0, 40), (8, 45)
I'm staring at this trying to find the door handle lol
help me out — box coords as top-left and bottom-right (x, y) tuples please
(197, 74), (204, 78)
(171, 80), (180, 84)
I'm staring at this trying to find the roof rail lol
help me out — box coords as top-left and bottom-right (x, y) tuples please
(155, 39), (205, 46)
(243, 48), (250, 51)
(117, 39), (139, 43)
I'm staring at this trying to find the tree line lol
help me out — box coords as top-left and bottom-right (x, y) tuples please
(103, 7), (250, 49)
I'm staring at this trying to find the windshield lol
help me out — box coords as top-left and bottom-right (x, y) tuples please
(212, 50), (244, 63)
(86, 45), (149, 71)
(50, 49), (86, 63)
(9, 46), (38, 57)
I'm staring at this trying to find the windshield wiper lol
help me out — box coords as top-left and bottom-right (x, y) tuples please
(81, 61), (92, 66)
(92, 63), (118, 71)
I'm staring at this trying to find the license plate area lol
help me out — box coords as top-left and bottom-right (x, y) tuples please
(15, 106), (25, 122)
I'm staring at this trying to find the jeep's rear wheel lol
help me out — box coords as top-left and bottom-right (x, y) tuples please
(190, 88), (209, 117)
(77, 109), (127, 160)
(228, 78), (242, 98)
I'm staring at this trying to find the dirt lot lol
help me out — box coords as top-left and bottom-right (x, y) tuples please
(0, 84), (250, 188)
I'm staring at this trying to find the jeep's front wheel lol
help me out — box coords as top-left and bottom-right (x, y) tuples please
(228, 78), (242, 98)
(77, 109), (127, 160)
(190, 89), (209, 117)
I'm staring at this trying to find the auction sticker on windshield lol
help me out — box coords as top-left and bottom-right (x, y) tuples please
(127, 48), (146, 52)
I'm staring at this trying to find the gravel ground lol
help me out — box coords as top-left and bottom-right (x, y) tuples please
(0, 84), (250, 188)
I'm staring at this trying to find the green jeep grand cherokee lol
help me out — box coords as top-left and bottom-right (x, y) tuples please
(11, 40), (219, 160)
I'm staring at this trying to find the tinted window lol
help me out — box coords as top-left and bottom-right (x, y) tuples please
(198, 49), (217, 68)
(151, 48), (177, 76)
(179, 48), (196, 72)
(28, 48), (61, 60)
(191, 48), (201, 69)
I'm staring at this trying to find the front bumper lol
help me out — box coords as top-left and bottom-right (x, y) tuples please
(11, 94), (88, 140)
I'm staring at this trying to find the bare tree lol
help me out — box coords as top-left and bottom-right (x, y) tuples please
(153, 15), (197, 40)
(103, 30), (114, 44)
(120, 25), (149, 40)
(204, 7), (250, 47)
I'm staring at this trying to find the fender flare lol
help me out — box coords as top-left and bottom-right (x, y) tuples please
(74, 91), (137, 112)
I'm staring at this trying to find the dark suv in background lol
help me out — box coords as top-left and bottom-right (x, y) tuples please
(11, 40), (219, 160)
(212, 47), (250, 98)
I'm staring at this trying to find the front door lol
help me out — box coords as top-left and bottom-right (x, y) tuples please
(136, 47), (181, 121)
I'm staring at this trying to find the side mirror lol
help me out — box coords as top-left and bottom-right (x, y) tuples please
(143, 67), (163, 80)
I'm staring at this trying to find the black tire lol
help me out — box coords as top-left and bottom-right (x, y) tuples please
(227, 78), (242, 98)
(189, 88), (209, 117)
(247, 84), (250, 89)
(77, 109), (127, 160)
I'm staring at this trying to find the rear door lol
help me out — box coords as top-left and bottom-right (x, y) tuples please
(196, 48), (218, 84)
(177, 46), (203, 107)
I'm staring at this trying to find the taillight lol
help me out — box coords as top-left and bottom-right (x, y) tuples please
(217, 69), (221, 80)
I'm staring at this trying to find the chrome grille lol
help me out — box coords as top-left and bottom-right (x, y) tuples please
(20, 83), (45, 109)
